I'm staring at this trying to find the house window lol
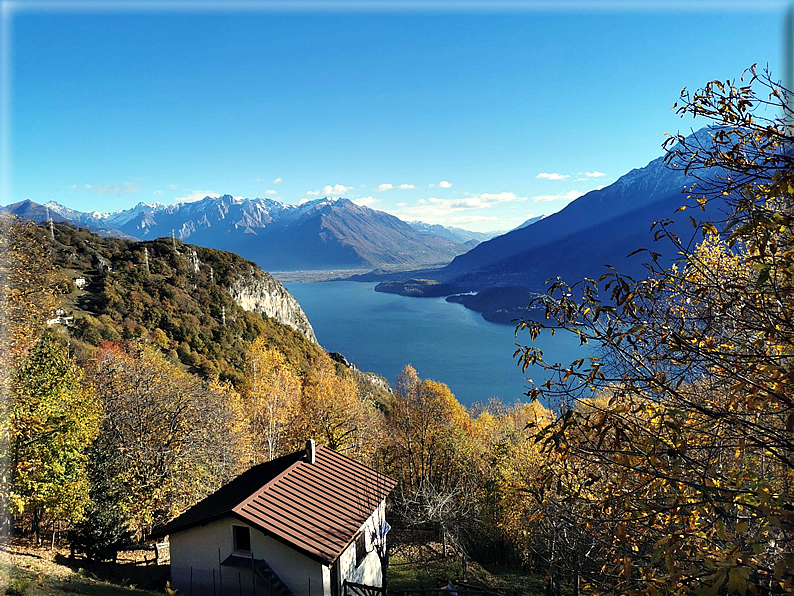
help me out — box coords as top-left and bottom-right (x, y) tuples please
(233, 525), (251, 552)
(355, 532), (367, 566)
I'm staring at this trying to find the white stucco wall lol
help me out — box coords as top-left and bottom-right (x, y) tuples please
(170, 517), (328, 596)
(337, 501), (387, 590)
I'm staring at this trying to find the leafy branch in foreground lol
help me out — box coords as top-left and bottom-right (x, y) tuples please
(515, 66), (794, 594)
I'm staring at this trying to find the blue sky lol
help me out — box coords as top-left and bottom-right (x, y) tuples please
(2, 1), (787, 231)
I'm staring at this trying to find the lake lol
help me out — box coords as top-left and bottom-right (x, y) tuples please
(284, 281), (586, 407)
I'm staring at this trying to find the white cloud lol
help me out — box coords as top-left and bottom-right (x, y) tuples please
(353, 196), (380, 207)
(84, 184), (93, 190)
(299, 198), (310, 205)
(272, 177), (282, 184)
(446, 215), (499, 224)
(536, 172), (569, 180)
(70, 184), (78, 190)
(427, 191), (526, 209)
(264, 189), (278, 196)
(532, 189), (585, 203)
(153, 190), (164, 195)
(389, 191), (526, 226)
(322, 184), (353, 196)
(168, 184), (178, 190)
(378, 183), (414, 191)
(429, 180), (452, 188)
(306, 190), (321, 197)
(585, 171), (606, 178)
(396, 202), (406, 207)
(174, 190), (221, 203)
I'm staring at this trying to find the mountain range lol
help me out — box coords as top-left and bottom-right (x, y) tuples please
(407, 221), (499, 247)
(2, 196), (469, 271)
(375, 127), (729, 322)
(4, 126), (729, 323)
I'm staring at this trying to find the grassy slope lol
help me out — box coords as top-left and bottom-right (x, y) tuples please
(1, 543), (163, 596)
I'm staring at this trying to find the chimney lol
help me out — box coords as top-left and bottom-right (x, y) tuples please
(305, 439), (316, 464)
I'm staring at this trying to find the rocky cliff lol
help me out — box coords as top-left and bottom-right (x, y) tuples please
(228, 273), (318, 345)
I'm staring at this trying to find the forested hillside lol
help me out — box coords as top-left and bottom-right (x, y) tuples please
(46, 223), (323, 385)
(1, 214), (568, 577)
(2, 67), (792, 596)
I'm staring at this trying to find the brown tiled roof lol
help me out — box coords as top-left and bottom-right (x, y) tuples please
(152, 451), (303, 538)
(153, 446), (396, 564)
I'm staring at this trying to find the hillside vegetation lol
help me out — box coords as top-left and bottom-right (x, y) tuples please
(48, 224), (323, 385)
(1, 215), (556, 589)
(2, 68), (792, 596)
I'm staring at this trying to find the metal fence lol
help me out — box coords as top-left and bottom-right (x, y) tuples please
(344, 581), (510, 596)
(171, 566), (323, 596)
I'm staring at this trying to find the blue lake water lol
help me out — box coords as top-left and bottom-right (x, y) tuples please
(284, 281), (586, 407)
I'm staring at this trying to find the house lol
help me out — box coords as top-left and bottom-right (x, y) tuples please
(47, 308), (74, 327)
(152, 441), (396, 596)
(74, 276), (87, 289)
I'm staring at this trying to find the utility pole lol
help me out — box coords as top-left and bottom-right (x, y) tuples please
(171, 229), (177, 251)
(221, 305), (226, 326)
(144, 247), (150, 273)
(46, 205), (55, 240)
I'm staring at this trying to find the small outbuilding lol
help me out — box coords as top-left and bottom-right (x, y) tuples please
(153, 441), (396, 596)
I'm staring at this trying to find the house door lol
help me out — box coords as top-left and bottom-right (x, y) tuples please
(330, 558), (341, 596)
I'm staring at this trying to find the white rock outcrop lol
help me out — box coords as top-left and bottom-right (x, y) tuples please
(228, 274), (318, 345)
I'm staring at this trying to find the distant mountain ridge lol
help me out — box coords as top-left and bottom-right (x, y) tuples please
(3, 199), (140, 240)
(376, 126), (732, 322)
(408, 221), (499, 247)
(512, 215), (545, 231)
(2, 196), (471, 272)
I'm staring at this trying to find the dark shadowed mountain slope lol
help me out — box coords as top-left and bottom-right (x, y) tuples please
(442, 130), (718, 277)
(376, 127), (732, 321)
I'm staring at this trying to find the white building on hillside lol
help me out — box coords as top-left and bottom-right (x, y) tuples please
(152, 441), (396, 596)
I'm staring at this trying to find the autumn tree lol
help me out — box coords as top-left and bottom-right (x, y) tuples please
(0, 217), (65, 364)
(236, 338), (301, 463)
(295, 351), (382, 459)
(514, 66), (794, 594)
(8, 335), (102, 542)
(385, 366), (480, 556)
(84, 342), (242, 540)
(0, 218), (67, 531)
